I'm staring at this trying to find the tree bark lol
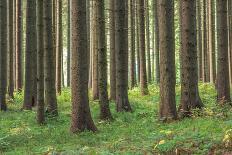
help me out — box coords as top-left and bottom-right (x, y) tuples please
(216, 0), (231, 103)
(44, 0), (58, 116)
(70, 0), (97, 133)
(197, 0), (203, 81)
(115, 0), (132, 112)
(158, 0), (177, 121)
(179, 0), (204, 116)
(138, 0), (149, 95)
(0, 0), (8, 111)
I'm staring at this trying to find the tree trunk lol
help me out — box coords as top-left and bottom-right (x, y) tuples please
(56, 0), (62, 95)
(7, 0), (14, 98)
(136, 2), (140, 83)
(37, 0), (45, 124)
(197, 0), (203, 81)
(43, 0), (58, 116)
(130, 0), (136, 89)
(115, 0), (132, 112)
(0, 0), (8, 111)
(216, 0), (231, 103)
(138, 0), (149, 95)
(145, 0), (152, 83)
(70, 0), (97, 133)
(67, 0), (71, 87)
(179, 0), (204, 116)
(109, 0), (116, 100)
(154, 0), (160, 84)
(158, 0), (177, 121)
(97, 0), (113, 120)
(15, 0), (22, 91)
(23, 0), (37, 110)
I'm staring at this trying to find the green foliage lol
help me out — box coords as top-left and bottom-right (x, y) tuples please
(0, 84), (231, 154)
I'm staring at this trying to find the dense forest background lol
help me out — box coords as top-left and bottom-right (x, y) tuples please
(0, 0), (232, 154)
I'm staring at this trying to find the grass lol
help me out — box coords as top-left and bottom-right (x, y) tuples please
(0, 84), (232, 155)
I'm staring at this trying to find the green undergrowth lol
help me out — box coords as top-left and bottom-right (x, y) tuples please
(0, 84), (231, 155)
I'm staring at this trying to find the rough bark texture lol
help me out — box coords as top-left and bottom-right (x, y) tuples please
(70, 0), (97, 133)
(216, 0), (231, 103)
(23, 0), (37, 110)
(115, 0), (132, 112)
(56, 0), (62, 95)
(208, 0), (216, 83)
(179, 0), (204, 116)
(145, 0), (152, 83)
(138, 0), (149, 95)
(197, 0), (203, 81)
(97, 0), (112, 120)
(67, 0), (71, 87)
(154, 0), (160, 84)
(109, 0), (116, 100)
(130, 0), (136, 89)
(0, 0), (8, 111)
(158, 0), (177, 121)
(15, 0), (22, 91)
(37, 0), (45, 124)
(7, 0), (14, 98)
(44, 0), (58, 116)
(92, 0), (99, 100)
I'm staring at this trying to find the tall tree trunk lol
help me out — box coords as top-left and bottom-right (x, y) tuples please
(7, 0), (14, 98)
(115, 0), (132, 112)
(23, 0), (37, 110)
(179, 0), (203, 116)
(208, 0), (216, 83)
(197, 0), (203, 81)
(37, 0), (45, 124)
(70, 0), (97, 133)
(130, 0), (136, 89)
(228, 0), (232, 84)
(56, 0), (62, 95)
(145, 0), (152, 83)
(154, 0), (160, 84)
(136, 2), (140, 83)
(216, 0), (231, 103)
(0, 0), (8, 111)
(109, 0), (116, 100)
(138, 0), (149, 95)
(44, 0), (58, 116)
(97, 0), (113, 120)
(67, 0), (71, 87)
(158, 0), (177, 121)
(92, 0), (99, 100)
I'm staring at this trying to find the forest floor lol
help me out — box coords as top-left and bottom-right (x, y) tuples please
(0, 84), (232, 155)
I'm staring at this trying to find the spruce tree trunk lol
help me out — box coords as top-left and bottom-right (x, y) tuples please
(130, 0), (136, 89)
(115, 0), (132, 112)
(145, 0), (151, 83)
(56, 0), (62, 95)
(37, 0), (45, 124)
(158, 0), (177, 121)
(7, 0), (14, 98)
(216, 0), (231, 103)
(67, 0), (71, 87)
(109, 0), (116, 100)
(208, 0), (216, 83)
(70, 0), (97, 133)
(0, 0), (8, 111)
(23, 0), (37, 110)
(97, 0), (112, 120)
(154, 0), (160, 84)
(179, 0), (203, 116)
(197, 0), (203, 81)
(92, 0), (99, 100)
(138, 0), (149, 95)
(43, 0), (58, 116)
(15, 0), (22, 91)
(136, 2), (140, 83)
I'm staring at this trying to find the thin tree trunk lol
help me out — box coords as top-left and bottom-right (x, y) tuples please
(197, 0), (203, 81)
(67, 0), (71, 87)
(136, 2), (140, 83)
